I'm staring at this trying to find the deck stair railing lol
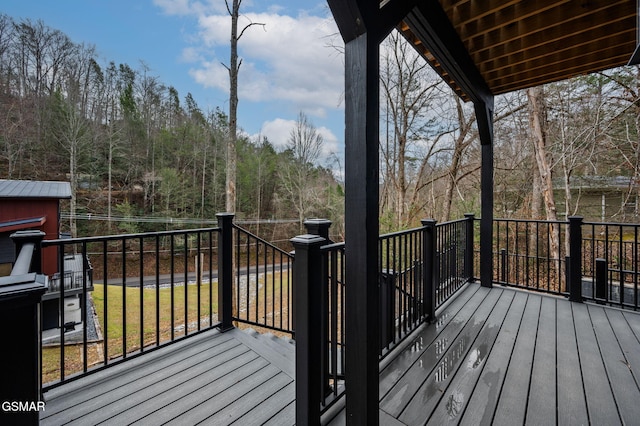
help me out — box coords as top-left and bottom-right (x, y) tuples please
(229, 219), (294, 334)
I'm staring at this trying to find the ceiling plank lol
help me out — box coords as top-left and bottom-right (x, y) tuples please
(403, 1), (493, 104)
(401, 0), (635, 99)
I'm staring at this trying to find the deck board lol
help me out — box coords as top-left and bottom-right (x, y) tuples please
(379, 286), (491, 417)
(525, 295), (557, 426)
(378, 283), (480, 398)
(458, 291), (528, 426)
(427, 289), (515, 425)
(41, 328), (295, 426)
(605, 309), (640, 394)
(555, 298), (589, 425)
(491, 293), (541, 426)
(163, 364), (283, 425)
(117, 353), (267, 424)
(397, 288), (503, 425)
(379, 285), (640, 426)
(42, 332), (238, 418)
(588, 304), (640, 424)
(232, 382), (296, 426)
(262, 400), (295, 426)
(573, 302), (621, 425)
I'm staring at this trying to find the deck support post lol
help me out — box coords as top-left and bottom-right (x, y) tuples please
(422, 220), (438, 322)
(216, 213), (235, 331)
(568, 216), (583, 302)
(291, 234), (325, 425)
(303, 219), (332, 398)
(1, 231), (47, 425)
(464, 214), (475, 282)
(475, 100), (495, 288)
(342, 30), (381, 425)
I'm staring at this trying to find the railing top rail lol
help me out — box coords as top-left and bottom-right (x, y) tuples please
(321, 241), (345, 252)
(41, 226), (221, 247)
(493, 218), (569, 225)
(436, 217), (470, 227)
(232, 223), (293, 257)
(582, 220), (640, 228)
(380, 226), (424, 240)
(11, 242), (36, 276)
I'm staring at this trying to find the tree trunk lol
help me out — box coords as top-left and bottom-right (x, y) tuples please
(528, 86), (560, 286)
(226, 0), (240, 213)
(528, 87), (558, 221)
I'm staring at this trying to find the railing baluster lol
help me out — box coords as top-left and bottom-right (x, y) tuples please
(121, 238), (128, 358)
(103, 239), (108, 365)
(184, 232), (188, 336)
(139, 236), (144, 352)
(170, 234), (175, 341)
(635, 226), (638, 309)
(155, 235), (160, 346)
(197, 232), (201, 331)
(59, 239), (65, 381)
(82, 241), (88, 373)
(619, 224), (624, 307)
(122, 236), (127, 358)
(209, 230), (213, 327)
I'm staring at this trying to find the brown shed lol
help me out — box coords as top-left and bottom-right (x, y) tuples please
(0, 179), (71, 276)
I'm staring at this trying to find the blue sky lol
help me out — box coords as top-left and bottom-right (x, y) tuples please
(2, 0), (344, 167)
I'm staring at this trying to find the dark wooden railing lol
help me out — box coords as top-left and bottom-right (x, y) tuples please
(33, 213), (292, 391)
(489, 217), (640, 309)
(40, 226), (224, 390)
(581, 220), (639, 309)
(295, 215), (476, 423)
(232, 223), (293, 334)
(8, 212), (637, 425)
(492, 218), (569, 294)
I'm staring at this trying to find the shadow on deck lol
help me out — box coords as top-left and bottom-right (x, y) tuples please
(43, 283), (640, 425)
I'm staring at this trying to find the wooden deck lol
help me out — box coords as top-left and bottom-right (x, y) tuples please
(43, 283), (640, 425)
(41, 328), (296, 425)
(328, 283), (640, 425)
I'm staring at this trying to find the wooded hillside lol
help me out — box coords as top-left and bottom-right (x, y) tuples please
(0, 15), (343, 239)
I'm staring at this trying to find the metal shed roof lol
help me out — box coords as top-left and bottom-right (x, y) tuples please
(0, 180), (72, 199)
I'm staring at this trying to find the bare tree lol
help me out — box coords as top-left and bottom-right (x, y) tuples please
(527, 85), (561, 281)
(279, 112), (324, 232)
(224, 0), (265, 213)
(380, 30), (441, 228)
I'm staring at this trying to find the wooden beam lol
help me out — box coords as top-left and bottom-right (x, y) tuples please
(343, 31), (381, 425)
(328, 0), (420, 43)
(475, 99), (495, 288)
(405, 1), (493, 105)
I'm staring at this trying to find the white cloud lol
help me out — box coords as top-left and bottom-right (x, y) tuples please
(259, 118), (294, 149)
(155, 2), (344, 116)
(259, 118), (340, 164)
(153, 0), (195, 16)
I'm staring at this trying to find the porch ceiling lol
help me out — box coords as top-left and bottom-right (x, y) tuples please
(399, 0), (637, 101)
